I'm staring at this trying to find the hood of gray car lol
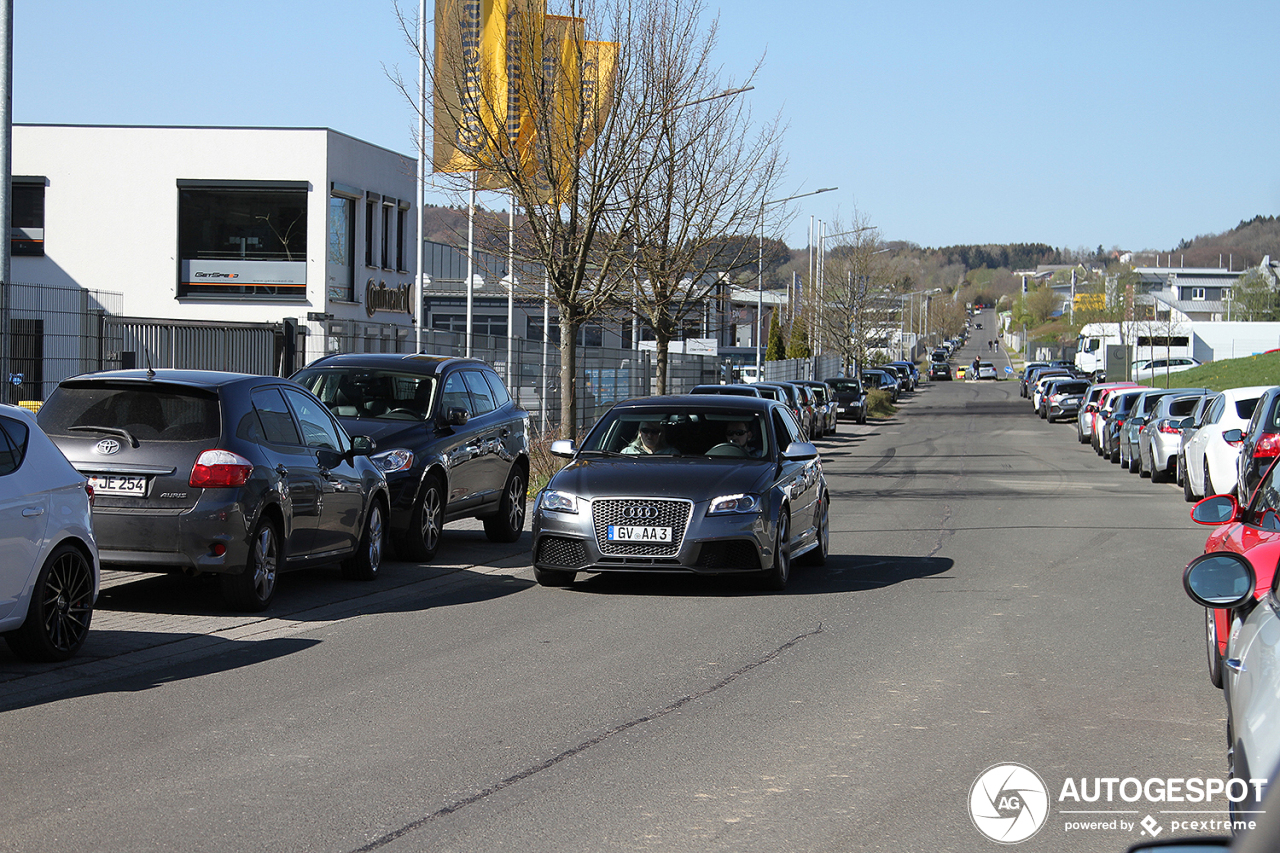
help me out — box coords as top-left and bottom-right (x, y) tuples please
(548, 457), (773, 502)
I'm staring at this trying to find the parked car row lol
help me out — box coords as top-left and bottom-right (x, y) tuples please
(1, 353), (536, 661)
(1033, 365), (1280, 813)
(693, 377), (852, 438)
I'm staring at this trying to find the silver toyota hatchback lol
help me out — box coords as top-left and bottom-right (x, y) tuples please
(38, 370), (388, 611)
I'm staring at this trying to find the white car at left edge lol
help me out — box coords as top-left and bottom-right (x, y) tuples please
(0, 403), (99, 661)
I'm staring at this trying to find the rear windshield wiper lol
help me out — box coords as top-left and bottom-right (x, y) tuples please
(68, 425), (139, 447)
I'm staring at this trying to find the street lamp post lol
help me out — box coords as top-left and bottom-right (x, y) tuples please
(816, 224), (875, 356)
(757, 187), (837, 376)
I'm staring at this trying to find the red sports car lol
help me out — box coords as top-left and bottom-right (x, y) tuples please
(1189, 456), (1280, 688)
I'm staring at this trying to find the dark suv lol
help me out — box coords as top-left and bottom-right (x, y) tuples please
(292, 353), (530, 561)
(37, 370), (389, 611)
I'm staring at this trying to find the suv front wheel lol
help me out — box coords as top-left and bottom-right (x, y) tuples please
(399, 474), (444, 561)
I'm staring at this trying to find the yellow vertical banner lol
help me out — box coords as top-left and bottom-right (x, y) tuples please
(434, 0), (544, 176)
(579, 40), (618, 155)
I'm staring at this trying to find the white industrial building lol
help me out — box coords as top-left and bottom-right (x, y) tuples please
(12, 124), (419, 366)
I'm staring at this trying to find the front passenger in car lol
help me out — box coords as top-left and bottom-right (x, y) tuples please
(622, 421), (679, 455)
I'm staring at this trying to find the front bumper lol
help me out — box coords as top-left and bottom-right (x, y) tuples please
(532, 498), (772, 575)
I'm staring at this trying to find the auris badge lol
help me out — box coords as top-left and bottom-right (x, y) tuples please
(969, 763), (1049, 844)
(94, 439), (121, 455)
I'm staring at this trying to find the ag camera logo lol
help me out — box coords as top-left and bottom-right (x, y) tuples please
(969, 763), (1050, 844)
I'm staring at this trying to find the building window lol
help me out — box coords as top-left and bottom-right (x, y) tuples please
(397, 205), (410, 272)
(1192, 287), (1206, 300)
(177, 181), (307, 299)
(525, 317), (603, 346)
(12, 178), (45, 257)
(327, 196), (355, 301)
(365, 197), (377, 267)
(381, 203), (392, 269)
(432, 313), (508, 337)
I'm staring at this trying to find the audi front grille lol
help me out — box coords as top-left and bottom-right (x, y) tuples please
(592, 498), (692, 557)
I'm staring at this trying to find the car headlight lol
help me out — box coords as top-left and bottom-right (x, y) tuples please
(708, 493), (761, 515)
(539, 489), (579, 513)
(371, 448), (414, 473)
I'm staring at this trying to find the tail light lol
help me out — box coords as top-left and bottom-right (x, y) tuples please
(1157, 420), (1182, 435)
(190, 449), (253, 488)
(84, 481), (95, 507)
(1253, 433), (1280, 459)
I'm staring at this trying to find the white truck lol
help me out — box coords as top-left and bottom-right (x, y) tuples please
(1073, 322), (1193, 380)
(1075, 320), (1280, 379)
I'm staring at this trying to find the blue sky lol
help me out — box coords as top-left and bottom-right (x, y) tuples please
(15, 1), (1280, 252)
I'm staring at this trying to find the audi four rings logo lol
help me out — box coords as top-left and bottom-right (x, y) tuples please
(622, 506), (659, 520)
(94, 439), (121, 455)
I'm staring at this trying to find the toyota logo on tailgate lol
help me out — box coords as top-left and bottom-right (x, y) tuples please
(94, 439), (121, 455)
(622, 505), (659, 520)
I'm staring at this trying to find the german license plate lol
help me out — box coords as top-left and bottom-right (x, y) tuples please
(88, 474), (147, 496)
(607, 525), (672, 543)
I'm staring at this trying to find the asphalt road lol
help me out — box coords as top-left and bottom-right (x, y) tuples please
(0, 318), (1233, 852)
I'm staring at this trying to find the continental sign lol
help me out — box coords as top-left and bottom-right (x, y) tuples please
(365, 279), (412, 317)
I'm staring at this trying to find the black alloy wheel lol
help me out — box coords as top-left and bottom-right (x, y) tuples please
(5, 543), (95, 662)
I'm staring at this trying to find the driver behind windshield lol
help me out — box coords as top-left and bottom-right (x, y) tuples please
(622, 421), (678, 455)
(725, 420), (763, 457)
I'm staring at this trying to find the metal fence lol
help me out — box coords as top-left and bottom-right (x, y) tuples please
(4, 280), (851, 436)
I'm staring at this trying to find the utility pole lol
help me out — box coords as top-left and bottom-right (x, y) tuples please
(0, 0), (12, 399)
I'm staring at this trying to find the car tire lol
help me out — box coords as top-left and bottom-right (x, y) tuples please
(4, 542), (95, 662)
(1150, 454), (1166, 483)
(761, 510), (791, 591)
(483, 466), (527, 543)
(1204, 460), (1218, 497)
(534, 566), (576, 587)
(1207, 608), (1224, 690)
(341, 501), (384, 581)
(221, 517), (280, 612)
(1109, 443), (1120, 464)
(803, 492), (829, 567)
(828, 419), (837, 436)
(399, 474), (445, 561)
(1184, 462), (1198, 502)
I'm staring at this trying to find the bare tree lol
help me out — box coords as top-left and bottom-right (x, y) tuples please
(612, 0), (784, 393)
(815, 216), (898, 374)
(393, 0), (695, 438)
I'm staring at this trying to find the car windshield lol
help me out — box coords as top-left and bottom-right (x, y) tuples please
(293, 368), (436, 421)
(827, 380), (860, 393)
(579, 409), (772, 459)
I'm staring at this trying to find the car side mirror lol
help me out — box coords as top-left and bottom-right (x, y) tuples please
(1182, 551), (1254, 609)
(781, 441), (818, 461)
(1190, 494), (1240, 526)
(349, 435), (375, 456)
(1178, 417), (1194, 429)
(549, 439), (576, 459)
(446, 407), (470, 427)
(1222, 428), (1244, 443)
(1130, 416), (1146, 427)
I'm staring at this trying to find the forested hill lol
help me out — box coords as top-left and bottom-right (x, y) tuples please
(1153, 215), (1280, 269)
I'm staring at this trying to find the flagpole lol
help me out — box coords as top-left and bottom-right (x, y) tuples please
(415, 0), (425, 354)
(466, 173), (476, 358)
(507, 191), (515, 386)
